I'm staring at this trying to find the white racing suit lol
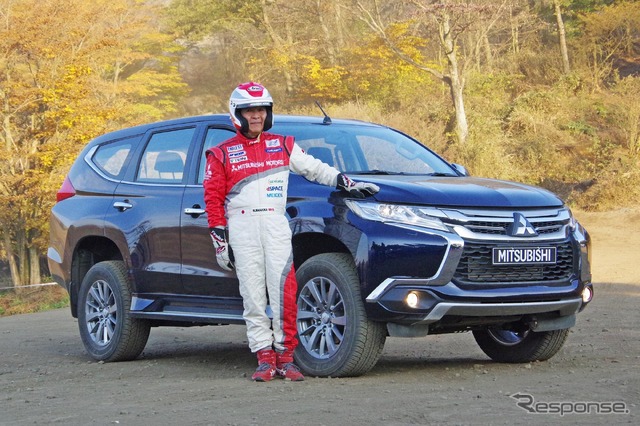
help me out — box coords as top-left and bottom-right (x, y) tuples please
(203, 131), (339, 354)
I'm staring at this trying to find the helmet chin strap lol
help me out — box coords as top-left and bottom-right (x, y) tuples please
(264, 108), (273, 131)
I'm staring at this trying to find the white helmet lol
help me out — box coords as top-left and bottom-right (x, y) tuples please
(229, 82), (274, 133)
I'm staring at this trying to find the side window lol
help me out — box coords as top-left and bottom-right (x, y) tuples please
(136, 128), (195, 183)
(92, 137), (136, 179)
(295, 136), (353, 172)
(197, 127), (235, 184)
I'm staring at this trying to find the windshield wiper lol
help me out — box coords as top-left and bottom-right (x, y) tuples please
(348, 170), (456, 176)
(426, 172), (457, 177)
(348, 170), (406, 175)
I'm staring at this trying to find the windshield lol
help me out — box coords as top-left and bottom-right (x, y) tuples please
(271, 122), (457, 176)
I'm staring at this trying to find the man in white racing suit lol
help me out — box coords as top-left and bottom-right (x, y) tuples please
(203, 82), (379, 382)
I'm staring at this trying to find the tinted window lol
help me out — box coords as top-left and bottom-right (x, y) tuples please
(197, 127), (236, 184)
(137, 128), (195, 183)
(92, 137), (136, 179)
(272, 123), (455, 175)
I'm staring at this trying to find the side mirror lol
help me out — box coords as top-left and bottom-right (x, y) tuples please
(451, 163), (469, 176)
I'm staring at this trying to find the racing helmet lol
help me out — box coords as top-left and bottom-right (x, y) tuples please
(229, 82), (274, 134)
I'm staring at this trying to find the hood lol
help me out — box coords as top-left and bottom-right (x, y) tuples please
(368, 176), (564, 208)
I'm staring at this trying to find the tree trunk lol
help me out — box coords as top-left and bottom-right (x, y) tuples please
(18, 233), (28, 285)
(439, 12), (468, 144)
(29, 247), (41, 285)
(317, 0), (338, 66)
(333, 0), (345, 55)
(554, 0), (571, 75)
(510, 3), (519, 55)
(3, 70), (14, 152)
(284, 18), (295, 94)
(3, 232), (21, 288)
(483, 32), (492, 70)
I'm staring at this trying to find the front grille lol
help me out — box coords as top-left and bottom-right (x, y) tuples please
(454, 241), (575, 284)
(465, 221), (509, 235)
(535, 221), (565, 234)
(465, 219), (565, 236)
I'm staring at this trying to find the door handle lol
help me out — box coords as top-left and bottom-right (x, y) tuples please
(184, 204), (206, 217)
(113, 201), (133, 212)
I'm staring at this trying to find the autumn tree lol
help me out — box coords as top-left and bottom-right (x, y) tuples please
(355, 0), (507, 145)
(165, 0), (304, 96)
(165, 0), (357, 106)
(0, 0), (188, 288)
(575, 1), (640, 89)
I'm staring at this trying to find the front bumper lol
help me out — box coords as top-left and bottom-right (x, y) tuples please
(362, 210), (592, 327)
(417, 298), (582, 323)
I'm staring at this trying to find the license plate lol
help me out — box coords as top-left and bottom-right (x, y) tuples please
(492, 247), (557, 265)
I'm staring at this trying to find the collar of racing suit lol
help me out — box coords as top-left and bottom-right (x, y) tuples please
(237, 130), (263, 145)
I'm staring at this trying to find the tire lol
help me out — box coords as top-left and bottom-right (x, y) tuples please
(77, 261), (150, 362)
(294, 253), (386, 377)
(473, 327), (570, 363)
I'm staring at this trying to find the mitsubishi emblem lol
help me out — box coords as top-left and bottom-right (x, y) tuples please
(509, 213), (538, 237)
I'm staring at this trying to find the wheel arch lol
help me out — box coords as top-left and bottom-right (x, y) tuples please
(292, 232), (351, 270)
(70, 236), (124, 317)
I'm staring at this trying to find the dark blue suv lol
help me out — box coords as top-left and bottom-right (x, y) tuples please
(48, 114), (592, 377)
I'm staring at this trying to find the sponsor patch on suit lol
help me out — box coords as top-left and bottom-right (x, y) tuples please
(230, 156), (248, 164)
(227, 144), (244, 152)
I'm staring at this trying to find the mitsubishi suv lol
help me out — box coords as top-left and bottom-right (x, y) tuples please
(48, 113), (593, 377)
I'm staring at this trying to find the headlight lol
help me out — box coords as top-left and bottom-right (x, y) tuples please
(345, 200), (449, 232)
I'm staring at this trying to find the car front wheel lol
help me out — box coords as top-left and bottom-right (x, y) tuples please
(77, 260), (150, 362)
(473, 327), (570, 363)
(294, 253), (386, 377)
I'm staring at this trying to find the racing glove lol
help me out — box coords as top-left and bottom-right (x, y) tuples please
(210, 226), (234, 271)
(336, 173), (380, 198)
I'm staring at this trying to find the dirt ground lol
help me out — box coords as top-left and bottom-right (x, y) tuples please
(1, 209), (638, 426)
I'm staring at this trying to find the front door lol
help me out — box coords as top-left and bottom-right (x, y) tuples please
(180, 126), (241, 298)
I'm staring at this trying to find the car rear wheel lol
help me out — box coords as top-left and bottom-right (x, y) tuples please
(77, 260), (150, 362)
(294, 253), (386, 377)
(472, 327), (569, 363)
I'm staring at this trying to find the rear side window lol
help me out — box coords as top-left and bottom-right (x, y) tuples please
(137, 128), (195, 183)
(92, 137), (136, 179)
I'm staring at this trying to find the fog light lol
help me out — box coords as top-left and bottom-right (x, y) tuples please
(582, 286), (593, 303)
(406, 292), (419, 309)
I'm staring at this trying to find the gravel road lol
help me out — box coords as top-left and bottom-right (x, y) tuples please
(1, 209), (638, 425)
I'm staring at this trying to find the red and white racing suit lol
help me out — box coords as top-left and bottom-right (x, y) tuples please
(203, 131), (339, 354)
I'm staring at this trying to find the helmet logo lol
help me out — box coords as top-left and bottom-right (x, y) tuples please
(238, 82), (264, 97)
(508, 213), (538, 237)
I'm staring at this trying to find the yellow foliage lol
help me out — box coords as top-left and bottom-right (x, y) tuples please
(0, 0), (188, 285)
(340, 24), (436, 107)
(298, 56), (349, 101)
